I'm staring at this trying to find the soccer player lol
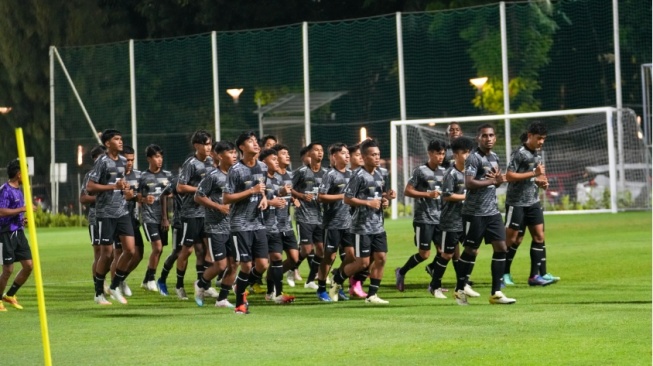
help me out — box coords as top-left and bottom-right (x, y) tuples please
(193, 141), (240, 308)
(443, 122), (463, 169)
(257, 148), (295, 303)
(271, 144), (301, 288)
(175, 130), (214, 300)
(504, 121), (558, 286)
(428, 136), (476, 304)
(223, 131), (269, 314)
(87, 129), (136, 305)
(260, 135), (278, 150)
(80, 145), (106, 295)
(315, 143), (353, 302)
(395, 139), (446, 292)
(345, 143), (368, 298)
(0, 159), (33, 310)
(291, 142), (328, 290)
(155, 174), (182, 296)
(330, 139), (390, 304)
(137, 144), (173, 292)
(460, 124), (516, 304)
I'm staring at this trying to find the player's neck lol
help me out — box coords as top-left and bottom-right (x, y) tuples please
(195, 153), (207, 162)
(427, 160), (439, 170)
(148, 165), (160, 174)
(363, 164), (376, 174)
(241, 153), (257, 167)
(334, 162), (347, 172)
(267, 170), (276, 178)
(309, 161), (321, 171)
(455, 161), (465, 171)
(478, 146), (492, 155)
(277, 165), (287, 174)
(107, 150), (120, 160)
(8, 178), (20, 188)
(219, 163), (231, 173)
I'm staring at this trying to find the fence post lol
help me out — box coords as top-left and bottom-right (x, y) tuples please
(212, 31), (220, 141)
(49, 46), (56, 213)
(303, 22), (311, 145)
(129, 39), (138, 170)
(500, 2), (511, 160)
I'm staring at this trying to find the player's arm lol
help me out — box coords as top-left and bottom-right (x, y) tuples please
(223, 184), (265, 204)
(0, 206), (26, 217)
(87, 179), (125, 193)
(176, 182), (197, 194)
(404, 183), (439, 199)
(194, 193), (223, 211)
(80, 189), (95, 204)
(506, 163), (545, 182)
(317, 176), (342, 203)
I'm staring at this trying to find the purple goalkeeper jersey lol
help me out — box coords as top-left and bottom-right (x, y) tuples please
(0, 183), (24, 232)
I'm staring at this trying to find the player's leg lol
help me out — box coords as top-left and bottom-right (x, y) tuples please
(396, 223), (431, 291)
(429, 231), (456, 299)
(487, 214), (516, 305)
(195, 233), (228, 306)
(504, 204), (524, 285)
(366, 232), (388, 304)
(157, 225), (179, 296)
(317, 228), (340, 301)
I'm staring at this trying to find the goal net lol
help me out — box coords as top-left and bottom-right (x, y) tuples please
(389, 107), (651, 219)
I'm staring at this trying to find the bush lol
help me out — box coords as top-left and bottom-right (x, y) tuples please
(33, 207), (87, 228)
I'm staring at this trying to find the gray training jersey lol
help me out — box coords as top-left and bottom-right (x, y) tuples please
(276, 170), (294, 232)
(225, 160), (268, 232)
(319, 167), (352, 230)
(124, 169), (141, 222)
(162, 175), (181, 227)
(81, 171), (96, 225)
(292, 165), (328, 225)
(263, 173), (281, 234)
(506, 145), (542, 207)
(344, 168), (385, 235)
(461, 148), (501, 217)
(407, 163), (445, 225)
(196, 168), (230, 234)
(88, 154), (129, 219)
(138, 169), (173, 224)
(440, 166), (466, 232)
(178, 155), (214, 219)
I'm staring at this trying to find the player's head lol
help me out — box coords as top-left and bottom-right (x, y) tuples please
(519, 131), (528, 144)
(272, 143), (291, 169)
(329, 142), (349, 167)
(145, 144), (163, 169)
(145, 144), (163, 158)
(260, 135), (278, 150)
(299, 145), (311, 165)
(90, 145), (106, 161)
(100, 129), (122, 151)
(6, 159), (20, 180)
(476, 123), (496, 151)
(235, 131), (259, 155)
(427, 139), (446, 166)
(427, 140), (446, 153)
(122, 145), (135, 155)
(447, 122), (462, 140)
(526, 121), (547, 150)
(191, 130), (212, 159)
(348, 143), (362, 168)
(360, 138), (380, 168)
(450, 136), (475, 166)
(122, 145), (135, 172)
(213, 140), (238, 167)
(258, 148), (279, 171)
(306, 142), (323, 163)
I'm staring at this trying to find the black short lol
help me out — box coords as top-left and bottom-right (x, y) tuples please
(280, 230), (299, 251)
(171, 225), (183, 253)
(324, 228), (354, 254)
(297, 222), (323, 245)
(267, 232), (283, 254)
(440, 231), (463, 255)
(353, 232), (388, 258)
(413, 222), (442, 251)
(133, 221), (144, 248)
(180, 217), (204, 246)
(88, 224), (100, 246)
(462, 214), (506, 249)
(505, 202), (544, 231)
(143, 223), (169, 246)
(206, 233), (229, 261)
(1, 230), (32, 264)
(98, 215), (134, 246)
(229, 229), (268, 262)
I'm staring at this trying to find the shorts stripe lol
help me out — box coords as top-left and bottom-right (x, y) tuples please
(90, 224), (95, 244)
(180, 222), (189, 244)
(505, 206), (514, 229)
(98, 221), (103, 243)
(172, 228), (179, 252)
(232, 235), (240, 262)
(143, 224), (152, 242)
(415, 225), (421, 247)
(440, 231), (447, 252)
(207, 237), (215, 259)
(354, 234), (361, 257)
(464, 221), (471, 236)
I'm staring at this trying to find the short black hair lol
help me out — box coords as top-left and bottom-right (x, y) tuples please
(213, 140), (236, 154)
(191, 130), (212, 145)
(101, 129), (121, 144)
(348, 143), (360, 155)
(122, 145), (135, 155)
(235, 131), (257, 153)
(299, 145), (310, 158)
(450, 136), (475, 153)
(306, 142), (323, 152)
(258, 148), (277, 161)
(329, 142), (348, 155)
(259, 134), (277, 146)
(427, 139), (446, 152)
(476, 123), (495, 135)
(272, 143), (289, 153)
(6, 159), (20, 179)
(527, 121), (547, 136)
(360, 138), (378, 156)
(145, 144), (163, 158)
(519, 132), (528, 143)
(90, 145), (106, 160)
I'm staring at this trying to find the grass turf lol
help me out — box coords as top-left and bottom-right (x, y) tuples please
(2, 212), (651, 365)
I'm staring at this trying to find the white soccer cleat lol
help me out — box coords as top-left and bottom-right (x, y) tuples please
(286, 270), (296, 288)
(293, 270), (303, 281)
(464, 284), (480, 297)
(304, 281), (318, 290)
(175, 287), (189, 301)
(433, 288), (447, 299)
(120, 281), (132, 297)
(365, 294), (389, 304)
(454, 290), (468, 306)
(94, 294), (112, 305)
(328, 283), (341, 303)
(215, 299), (235, 308)
(489, 291), (516, 305)
(194, 281), (205, 307)
(146, 280), (158, 292)
(205, 287), (219, 298)
(109, 288), (127, 305)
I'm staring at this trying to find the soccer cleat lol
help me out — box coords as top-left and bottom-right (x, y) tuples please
(542, 273), (560, 282)
(326, 275), (332, 286)
(234, 304), (250, 315)
(103, 283), (110, 296)
(265, 292), (276, 301)
(350, 280), (367, 298)
(205, 287), (219, 298)
(215, 299), (235, 308)
(338, 288), (349, 301)
(432, 288), (447, 299)
(0, 301), (6, 311)
(395, 267), (405, 292)
(157, 279), (169, 296)
(109, 288), (128, 305)
(528, 275), (554, 287)
(286, 270), (296, 288)
(489, 291), (516, 305)
(250, 283), (266, 294)
(365, 294), (389, 304)
(317, 291), (332, 302)
(294, 269), (303, 281)
(94, 294), (112, 305)
(2, 295), (23, 310)
(304, 281), (318, 290)
(502, 273), (515, 286)
(175, 287), (189, 300)
(454, 290), (468, 306)
(119, 281), (132, 297)
(146, 280), (158, 292)
(463, 284), (480, 297)
(194, 280), (205, 306)
(274, 293), (295, 304)
(328, 283), (341, 303)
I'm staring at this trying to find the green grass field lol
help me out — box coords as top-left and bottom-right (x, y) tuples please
(2, 212), (651, 365)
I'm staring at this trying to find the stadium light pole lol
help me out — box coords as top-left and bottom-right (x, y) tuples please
(470, 77), (488, 111)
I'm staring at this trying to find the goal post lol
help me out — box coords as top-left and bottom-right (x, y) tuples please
(390, 107), (651, 219)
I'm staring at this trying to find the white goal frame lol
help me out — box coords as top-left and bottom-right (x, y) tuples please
(390, 107), (624, 219)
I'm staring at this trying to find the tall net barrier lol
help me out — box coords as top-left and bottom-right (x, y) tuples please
(390, 108), (651, 218)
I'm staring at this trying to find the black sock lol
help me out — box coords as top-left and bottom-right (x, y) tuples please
(176, 269), (186, 289)
(271, 260), (283, 295)
(307, 256), (322, 283)
(235, 271), (249, 306)
(196, 264), (205, 281)
(339, 249), (346, 264)
(491, 251), (507, 294)
(94, 273), (106, 296)
(333, 268), (346, 285)
(400, 254), (425, 276)
(429, 256), (450, 289)
(144, 267), (156, 283)
(248, 268), (263, 286)
(530, 242), (544, 277)
(294, 252), (306, 270)
(505, 245), (518, 274)
(6, 282), (22, 297)
(539, 242), (548, 275)
(217, 284), (231, 301)
(367, 278), (381, 297)
(455, 251), (475, 292)
(111, 270), (127, 290)
(354, 269), (369, 282)
(159, 254), (175, 281)
(430, 251), (442, 267)
(198, 275), (211, 290)
(318, 279), (327, 293)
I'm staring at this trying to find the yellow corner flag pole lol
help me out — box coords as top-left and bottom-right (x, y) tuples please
(15, 128), (52, 366)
